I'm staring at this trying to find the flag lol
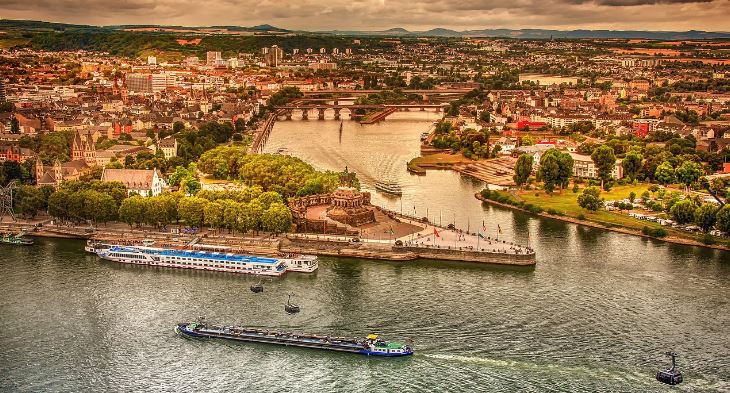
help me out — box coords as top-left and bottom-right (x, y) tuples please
(497, 224), (502, 234)
(478, 232), (485, 239)
(433, 227), (440, 237)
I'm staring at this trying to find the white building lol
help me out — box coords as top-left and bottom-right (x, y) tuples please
(157, 136), (178, 159)
(101, 168), (165, 197)
(569, 152), (623, 179)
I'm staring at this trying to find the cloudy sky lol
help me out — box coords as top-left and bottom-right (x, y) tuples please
(1, 0), (729, 31)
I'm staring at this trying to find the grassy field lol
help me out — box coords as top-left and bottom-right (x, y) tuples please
(513, 184), (692, 234)
(500, 183), (728, 246)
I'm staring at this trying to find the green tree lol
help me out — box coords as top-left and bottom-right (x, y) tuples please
(537, 149), (572, 192)
(179, 176), (201, 195)
(203, 201), (224, 231)
(221, 200), (241, 232)
(591, 145), (616, 190)
(641, 190), (651, 204)
(622, 151), (643, 182)
(234, 118), (246, 133)
(168, 164), (193, 187)
(513, 154), (533, 188)
(118, 196), (146, 227)
(675, 161), (703, 194)
(669, 199), (696, 224)
(48, 190), (70, 221)
(13, 185), (46, 218)
(1, 161), (23, 184)
(197, 146), (248, 179)
(173, 121), (185, 133)
(177, 197), (208, 227)
(556, 151), (574, 190)
(577, 186), (603, 211)
(628, 191), (636, 203)
(654, 162), (676, 185)
(715, 205), (730, 234)
(246, 199), (264, 233)
(261, 202), (293, 234)
(257, 191), (284, 210)
(694, 204), (717, 232)
(10, 117), (20, 134)
(84, 191), (117, 224)
(146, 194), (178, 226)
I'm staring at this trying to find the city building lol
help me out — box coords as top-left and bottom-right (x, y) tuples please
(101, 168), (165, 197)
(71, 130), (97, 166)
(157, 136), (178, 159)
(569, 152), (624, 179)
(125, 73), (175, 93)
(265, 45), (284, 67)
(206, 51), (222, 66)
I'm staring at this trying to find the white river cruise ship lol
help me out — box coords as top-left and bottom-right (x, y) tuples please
(90, 243), (317, 276)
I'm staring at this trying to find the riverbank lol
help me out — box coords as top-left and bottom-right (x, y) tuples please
(475, 192), (730, 251)
(1, 218), (535, 266)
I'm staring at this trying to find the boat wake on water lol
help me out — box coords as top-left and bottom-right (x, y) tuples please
(422, 354), (646, 382)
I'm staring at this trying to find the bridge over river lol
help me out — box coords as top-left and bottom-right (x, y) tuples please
(275, 103), (446, 120)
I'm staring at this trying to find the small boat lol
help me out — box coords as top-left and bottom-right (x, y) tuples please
(285, 293), (300, 314)
(275, 147), (288, 155)
(656, 352), (683, 385)
(420, 131), (430, 141)
(175, 321), (414, 357)
(374, 180), (403, 196)
(1, 232), (34, 246)
(250, 280), (264, 293)
(85, 240), (111, 253)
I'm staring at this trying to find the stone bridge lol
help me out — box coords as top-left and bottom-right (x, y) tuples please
(274, 103), (446, 120)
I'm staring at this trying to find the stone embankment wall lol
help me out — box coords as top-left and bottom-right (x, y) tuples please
(401, 246), (535, 266)
(282, 237), (536, 266)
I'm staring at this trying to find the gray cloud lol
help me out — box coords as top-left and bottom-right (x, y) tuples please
(0, 0), (728, 31)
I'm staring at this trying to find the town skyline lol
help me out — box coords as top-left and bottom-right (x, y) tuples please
(2, 0), (730, 32)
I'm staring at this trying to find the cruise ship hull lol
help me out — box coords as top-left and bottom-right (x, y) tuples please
(98, 254), (284, 276)
(88, 242), (318, 276)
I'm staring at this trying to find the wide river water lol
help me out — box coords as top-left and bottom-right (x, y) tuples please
(2, 113), (729, 392)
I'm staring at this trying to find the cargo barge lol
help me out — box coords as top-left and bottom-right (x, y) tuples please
(175, 321), (413, 357)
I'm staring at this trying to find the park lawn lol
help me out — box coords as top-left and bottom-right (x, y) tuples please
(514, 184), (662, 231)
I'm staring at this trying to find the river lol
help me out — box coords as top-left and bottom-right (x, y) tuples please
(1, 112), (728, 392)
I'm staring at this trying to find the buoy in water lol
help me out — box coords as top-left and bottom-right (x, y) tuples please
(656, 352), (683, 385)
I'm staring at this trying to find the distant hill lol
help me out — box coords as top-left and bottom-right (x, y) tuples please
(250, 24), (289, 32)
(323, 27), (730, 39)
(1, 19), (729, 40)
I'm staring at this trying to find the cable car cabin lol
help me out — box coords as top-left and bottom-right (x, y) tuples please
(656, 352), (683, 386)
(656, 369), (683, 385)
